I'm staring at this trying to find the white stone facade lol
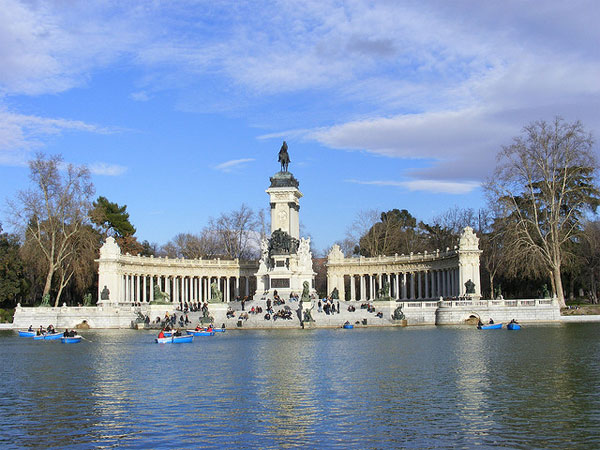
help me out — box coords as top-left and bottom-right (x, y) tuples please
(255, 174), (316, 298)
(96, 237), (259, 306)
(326, 227), (483, 301)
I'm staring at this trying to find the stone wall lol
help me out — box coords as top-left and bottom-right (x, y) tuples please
(12, 298), (561, 329)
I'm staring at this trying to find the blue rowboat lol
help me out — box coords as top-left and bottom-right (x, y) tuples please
(61, 336), (82, 344)
(18, 330), (36, 337)
(213, 328), (226, 333)
(163, 331), (173, 337)
(186, 330), (215, 336)
(507, 323), (521, 330)
(33, 334), (46, 340)
(43, 332), (64, 340)
(155, 335), (194, 343)
(478, 323), (503, 330)
(343, 324), (354, 329)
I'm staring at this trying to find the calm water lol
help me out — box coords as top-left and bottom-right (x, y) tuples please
(1, 324), (599, 449)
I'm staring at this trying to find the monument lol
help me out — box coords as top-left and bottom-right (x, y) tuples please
(255, 141), (317, 301)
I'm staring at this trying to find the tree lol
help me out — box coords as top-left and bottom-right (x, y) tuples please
(0, 223), (28, 307)
(90, 196), (136, 237)
(208, 204), (260, 259)
(8, 153), (95, 306)
(343, 209), (380, 256)
(162, 232), (216, 259)
(485, 118), (600, 308)
(358, 209), (425, 256)
(579, 220), (600, 303)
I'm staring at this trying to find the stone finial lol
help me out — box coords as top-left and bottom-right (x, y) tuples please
(99, 236), (121, 259)
(328, 244), (344, 261)
(459, 226), (480, 250)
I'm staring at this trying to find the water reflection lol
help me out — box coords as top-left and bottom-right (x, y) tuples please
(1, 325), (600, 449)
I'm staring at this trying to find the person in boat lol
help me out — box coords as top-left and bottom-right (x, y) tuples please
(221, 323), (226, 329)
(37, 326), (44, 336)
(509, 318), (518, 324)
(477, 319), (483, 328)
(173, 329), (182, 337)
(489, 318), (495, 324)
(195, 325), (201, 331)
(158, 329), (165, 339)
(28, 325), (33, 332)
(206, 324), (213, 332)
(63, 329), (69, 337)
(344, 321), (350, 326)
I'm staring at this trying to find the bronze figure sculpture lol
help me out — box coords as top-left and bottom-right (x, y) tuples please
(278, 141), (290, 172)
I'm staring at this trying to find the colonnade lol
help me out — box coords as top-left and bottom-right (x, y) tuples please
(342, 268), (460, 301)
(120, 274), (254, 304)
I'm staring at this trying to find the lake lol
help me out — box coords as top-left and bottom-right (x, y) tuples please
(1, 324), (599, 449)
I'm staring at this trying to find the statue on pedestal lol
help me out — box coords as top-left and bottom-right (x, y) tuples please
(101, 286), (110, 301)
(301, 281), (311, 302)
(210, 281), (223, 303)
(278, 141), (290, 172)
(392, 304), (405, 320)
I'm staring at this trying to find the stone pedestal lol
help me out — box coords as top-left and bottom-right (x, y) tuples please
(256, 170), (316, 300)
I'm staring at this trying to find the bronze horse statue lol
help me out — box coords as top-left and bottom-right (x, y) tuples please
(278, 141), (290, 172)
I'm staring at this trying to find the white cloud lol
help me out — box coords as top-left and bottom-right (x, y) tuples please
(130, 91), (150, 102)
(1, 0), (598, 187)
(346, 179), (480, 195)
(214, 158), (255, 172)
(88, 162), (127, 176)
(0, 108), (110, 165)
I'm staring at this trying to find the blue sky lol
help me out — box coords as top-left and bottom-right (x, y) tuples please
(1, 0), (599, 252)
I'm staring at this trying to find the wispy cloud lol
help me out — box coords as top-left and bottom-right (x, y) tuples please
(214, 158), (255, 173)
(0, 108), (111, 165)
(346, 179), (480, 194)
(1, 0), (598, 188)
(130, 91), (150, 102)
(88, 162), (127, 176)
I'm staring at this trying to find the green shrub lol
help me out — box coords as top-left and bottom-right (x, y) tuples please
(0, 308), (15, 323)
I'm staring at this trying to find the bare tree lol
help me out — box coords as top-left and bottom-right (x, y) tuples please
(344, 209), (380, 256)
(485, 118), (600, 308)
(162, 231), (223, 259)
(9, 153), (94, 306)
(208, 204), (260, 259)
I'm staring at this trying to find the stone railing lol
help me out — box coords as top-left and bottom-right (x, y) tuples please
(439, 298), (557, 308)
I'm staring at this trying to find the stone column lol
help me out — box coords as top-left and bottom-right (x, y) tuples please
(417, 272), (422, 299)
(142, 275), (147, 303)
(370, 275), (375, 300)
(350, 275), (356, 300)
(359, 275), (364, 301)
(245, 277), (250, 297)
(402, 273), (407, 299)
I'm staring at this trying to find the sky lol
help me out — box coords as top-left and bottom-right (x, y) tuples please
(1, 0), (599, 253)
